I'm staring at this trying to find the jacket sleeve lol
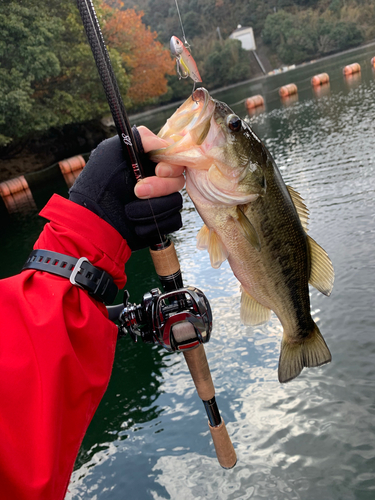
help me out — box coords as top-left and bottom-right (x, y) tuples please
(0, 194), (131, 500)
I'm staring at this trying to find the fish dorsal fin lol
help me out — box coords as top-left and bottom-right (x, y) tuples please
(307, 235), (334, 296)
(196, 224), (229, 269)
(287, 185), (309, 232)
(240, 287), (271, 326)
(234, 207), (261, 251)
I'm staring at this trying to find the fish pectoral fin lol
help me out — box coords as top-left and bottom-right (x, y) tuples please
(307, 235), (334, 296)
(240, 288), (271, 326)
(286, 185), (309, 232)
(196, 225), (229, 268)
(196, 224), (210, 250)
(234, 207), (261, 251)
(278, 323), (331, 383)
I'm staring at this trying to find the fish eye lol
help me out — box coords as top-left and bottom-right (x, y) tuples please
(227, 114), (242, 132)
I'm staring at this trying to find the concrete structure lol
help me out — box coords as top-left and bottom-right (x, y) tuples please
(229, 25), (256, 51)
(229, 25), (268, 75)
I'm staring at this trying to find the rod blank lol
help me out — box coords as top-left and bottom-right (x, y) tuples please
(76, 0), (143, 180)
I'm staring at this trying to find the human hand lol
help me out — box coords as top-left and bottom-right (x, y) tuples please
(69, 126), (184, 251)
(134, 126), (185, 199)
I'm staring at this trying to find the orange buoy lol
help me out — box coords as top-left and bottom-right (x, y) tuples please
(311, 73), (329, 86)
(343, 63), (361, 76)
(371, 57), (375, 67)
(0, 176), (29, 197)
(59, 155), (86, 188)
(58, 155), (86, 174)
(0, 176), (36, 213)
(279, 83), (298, 98)
(245, 95), (264, 110)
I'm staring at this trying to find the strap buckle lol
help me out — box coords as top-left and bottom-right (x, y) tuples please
(69, 257), (90, 288)
(22, 249), (118, 304)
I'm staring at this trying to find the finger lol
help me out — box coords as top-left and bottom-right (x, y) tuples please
(155, 162), (185, 178)
(134, 175), (185, 199)
(137, 125), (169, 152)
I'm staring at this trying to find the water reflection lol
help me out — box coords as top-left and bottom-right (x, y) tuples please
(280, 93), (299, 107)
(312, 82), (331, 99)
(245, 103), (265, 117)
(344, 72), (362, 89)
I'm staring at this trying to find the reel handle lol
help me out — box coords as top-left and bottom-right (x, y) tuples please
(150, 241), (237, 469)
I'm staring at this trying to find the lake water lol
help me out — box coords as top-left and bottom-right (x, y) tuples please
(2, 43), (375, 499)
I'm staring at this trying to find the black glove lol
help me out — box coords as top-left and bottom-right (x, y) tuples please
(69, 128), (183, 250)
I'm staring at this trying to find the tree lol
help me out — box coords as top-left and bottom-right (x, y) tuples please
(262, 9), (364, 64)
(104, 8), (174, 107)
(203, 39), (253, 89)
(0, 1), (63, 146)
(0, 0), (174, 147)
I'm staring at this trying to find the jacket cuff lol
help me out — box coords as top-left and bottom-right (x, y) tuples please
(35, 194), (131, 288)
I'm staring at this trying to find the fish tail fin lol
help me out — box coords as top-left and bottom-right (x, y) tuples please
(278, 323), (331, 383)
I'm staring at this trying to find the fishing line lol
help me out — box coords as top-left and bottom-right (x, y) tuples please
(174, 0), (188, 47)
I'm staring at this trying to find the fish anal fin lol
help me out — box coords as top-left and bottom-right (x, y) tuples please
(307, 235), (334, 296)
(196, 225), (228, 269)
(278, 324), (332, 383)
(240, 288), (271, 326)
(287, 185), (309, 232)
(234, 207), (261, 251)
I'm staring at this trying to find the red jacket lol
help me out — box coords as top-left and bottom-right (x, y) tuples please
(0, 194), (131, 499)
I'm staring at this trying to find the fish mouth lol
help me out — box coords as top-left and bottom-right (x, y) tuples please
(189, 88), (216, 135)
(192, 88), (230, 115)
(192, 87), (210, 104)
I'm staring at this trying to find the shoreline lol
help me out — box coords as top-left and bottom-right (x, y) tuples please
(1, 39), (375, 183)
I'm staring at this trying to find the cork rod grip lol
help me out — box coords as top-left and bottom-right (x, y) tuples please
(209, 419), (237, 469)
(183, 344), (214, 401)
(184, 345), (237, 469)
(149, 241), (180, 277)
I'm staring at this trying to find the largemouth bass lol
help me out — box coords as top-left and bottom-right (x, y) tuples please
(150, 88), (334, 383)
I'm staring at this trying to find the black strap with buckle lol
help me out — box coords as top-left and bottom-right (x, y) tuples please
(22, 249), (118, 305)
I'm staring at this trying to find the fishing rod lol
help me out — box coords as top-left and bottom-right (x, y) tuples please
(76, 0), (236, 469)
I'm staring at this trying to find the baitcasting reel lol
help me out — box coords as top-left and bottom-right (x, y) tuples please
(116, 286), (212, 352)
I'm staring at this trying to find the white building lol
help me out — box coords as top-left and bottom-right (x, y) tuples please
(229, 25), (256, 51)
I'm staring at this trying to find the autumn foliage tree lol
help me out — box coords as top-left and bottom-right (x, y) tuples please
(0, 0), (174, 147)
(104, 8), (175, 107)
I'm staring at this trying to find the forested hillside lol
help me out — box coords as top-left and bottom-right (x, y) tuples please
(120, 0), (374, 81)
(1, 0), (374, 153)
(0, 0), (174, 148)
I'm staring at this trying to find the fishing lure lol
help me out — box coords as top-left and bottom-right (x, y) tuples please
(170, 35), (202, 83)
